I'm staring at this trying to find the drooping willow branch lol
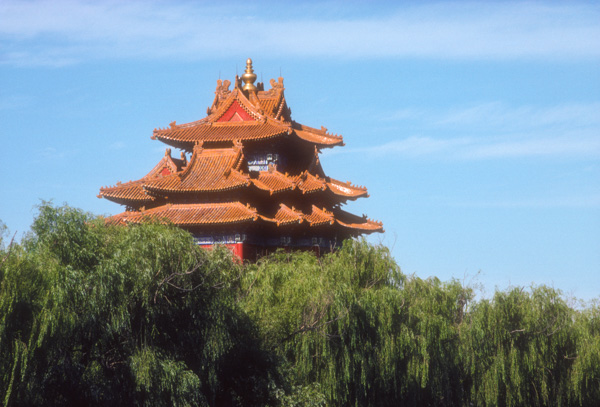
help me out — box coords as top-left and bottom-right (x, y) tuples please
(153, 259), (242, 303)
(0, 232), (17, 268)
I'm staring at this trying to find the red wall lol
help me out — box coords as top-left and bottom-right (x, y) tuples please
(199, 242), (328, 262)
(200, 243), (245, 261)
(225, 243), (244, 260)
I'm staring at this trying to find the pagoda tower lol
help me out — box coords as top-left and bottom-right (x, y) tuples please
(99, 59), (383, 260)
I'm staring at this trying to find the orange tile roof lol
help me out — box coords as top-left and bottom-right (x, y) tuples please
(106, 202), (383, 234)
(249, 169), (368, 200)
(251, 170), (296, 194)
(153, 84), (343, 149)
(260, 204), (381, 231)
(144, 145), (250, 194)
(101, 146), (366, 204)
(147, 148), (187, 175)
(153, 120), (290, 145)
(297, 172), (327, 194)
(327, 178), (368, 199)
(333, 209), (384, 233)
(291, 121), (344, 147)
(99, 148), (185, 205)
(107, 202), (259, 226)
(304, 205), (335, 226)
(255, 79), (288, 120)
(99, 179), (154, 205)
(209, 87), (262, 121)
(261, 204), (304, 226)
(257, 97), (280, 118)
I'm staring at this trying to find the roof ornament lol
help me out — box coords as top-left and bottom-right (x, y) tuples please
(215, 79), (231, 100)
(193, 141), (204, 155)
(216, 79), (231, 93)
(270, 77), (284, 89)
(241, 58), (257, 92)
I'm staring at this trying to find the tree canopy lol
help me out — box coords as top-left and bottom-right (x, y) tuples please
(1, 203), (598, 406)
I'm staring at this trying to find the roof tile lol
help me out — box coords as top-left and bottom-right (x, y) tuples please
(144, 146), (249, 194)
(251, 170), (296, 194)
(99, 149), (185, 205)
(108, 202), (259, 226)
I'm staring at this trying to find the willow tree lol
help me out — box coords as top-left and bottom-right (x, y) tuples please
(569, 300), (600, 406)
(0, 203), (278, 407)
(240, 240), (472, 406)
(2, 204), (599, 406)
(459, 285), (583, 406)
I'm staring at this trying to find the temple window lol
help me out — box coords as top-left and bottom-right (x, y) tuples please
(247, 153), (281, 171)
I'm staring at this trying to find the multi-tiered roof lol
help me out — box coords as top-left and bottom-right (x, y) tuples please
(99, 59), (382, 253)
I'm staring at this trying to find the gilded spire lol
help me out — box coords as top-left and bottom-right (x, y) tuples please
(241, 58), (257, 92)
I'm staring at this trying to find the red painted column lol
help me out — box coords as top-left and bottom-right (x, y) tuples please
(223, 243), (244, 261)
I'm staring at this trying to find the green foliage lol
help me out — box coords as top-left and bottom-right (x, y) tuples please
(459, 286), (579, 406)
(273, 382), (327, 407)
(0, 220), (7, 250)
(240, 241), (469, 406)
(0, 203), (277, 406)
(240, 241), (599, 406)
(570, 300), (600, 406)
(1, 204), (599, 406)
(129, 347), (204, 406)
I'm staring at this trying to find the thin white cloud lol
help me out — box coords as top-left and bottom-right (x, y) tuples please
(353, 134), (600, 160)
(109, 141), (126, 150)
(0, 1), (599, 66)
(35, 146), (67, 160)
(385, 108), (426, 122)
(462, 133), (600, 159)
(447, 193), (600, 209)
(350, 102), (600, 160)
(358, 136), (472, 157)
(436, 102), (600, 130)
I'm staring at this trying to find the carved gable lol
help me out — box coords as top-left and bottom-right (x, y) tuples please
(217, 100), (255, 122)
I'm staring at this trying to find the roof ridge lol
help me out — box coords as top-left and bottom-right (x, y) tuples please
(292, 121), (343, 140)
(211, 89), (264, 122)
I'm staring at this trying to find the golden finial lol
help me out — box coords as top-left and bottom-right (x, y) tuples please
(241, 58), (257, 92)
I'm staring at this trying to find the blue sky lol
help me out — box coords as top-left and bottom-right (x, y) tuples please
(1, 1), (599, 301)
